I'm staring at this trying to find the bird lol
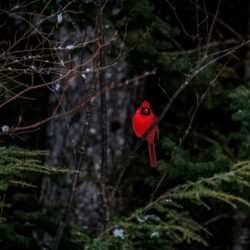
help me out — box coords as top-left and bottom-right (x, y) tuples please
(132, 100), (159, 167)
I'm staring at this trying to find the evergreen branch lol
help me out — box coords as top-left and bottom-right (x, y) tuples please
(0, 146), (78, 195)
(126, 161), (250, 221)
(98, 162), (249, 248)
(9, 180), (37, 188)
(97, 205), (210, 247)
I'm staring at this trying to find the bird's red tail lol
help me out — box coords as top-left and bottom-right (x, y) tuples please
(148, 140), (157, 168)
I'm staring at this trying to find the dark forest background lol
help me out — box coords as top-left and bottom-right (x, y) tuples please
(0, 0), (249, 249)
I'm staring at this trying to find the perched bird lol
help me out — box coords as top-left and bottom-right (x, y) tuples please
(132, 100), (159, 167)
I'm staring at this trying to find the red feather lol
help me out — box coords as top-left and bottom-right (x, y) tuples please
(132, 100), (159, 168)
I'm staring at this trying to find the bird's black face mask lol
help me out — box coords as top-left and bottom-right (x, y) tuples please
(141, 107), (150, 115)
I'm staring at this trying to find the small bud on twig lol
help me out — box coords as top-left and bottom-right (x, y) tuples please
(2, 125), (9, 132)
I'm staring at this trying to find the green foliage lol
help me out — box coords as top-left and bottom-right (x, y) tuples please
(0, 192), (57, 250)
(85, 161), (250, 250)
(229, 86), (250, 123)
(0, 0), (249, 249)
(0, 147), (76, 249)
(0, 147), (47, 190)
(0, 146), (73, 191)
(0, 147), (46, 249)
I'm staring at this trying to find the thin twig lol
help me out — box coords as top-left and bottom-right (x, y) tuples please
(165, 0), (197, 40)
(53, 97), (94, 250)
(95, 0), (110, 228)
(204, 0), (222, 57)
(194, 0), (242, 39)
(162, 39), (239, 56)
(195, 0), (202, 59)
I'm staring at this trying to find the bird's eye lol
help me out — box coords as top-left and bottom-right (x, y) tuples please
(141, 107), (150, 115)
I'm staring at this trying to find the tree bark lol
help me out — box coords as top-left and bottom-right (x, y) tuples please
(39, 25), (141, 246)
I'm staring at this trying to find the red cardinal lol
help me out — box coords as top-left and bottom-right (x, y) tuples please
(132, 100), (159, 168)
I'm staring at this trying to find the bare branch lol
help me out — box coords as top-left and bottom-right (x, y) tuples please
(0, 71), (155, 136)
(204, 0), (222, 57)
(165, 0), (197, 40)
(95, 0), (110, 228)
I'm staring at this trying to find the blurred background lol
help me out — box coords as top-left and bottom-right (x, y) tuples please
(0, 0), (249, 249)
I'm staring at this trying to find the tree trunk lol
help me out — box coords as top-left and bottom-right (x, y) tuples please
(40, 26), (143, 241)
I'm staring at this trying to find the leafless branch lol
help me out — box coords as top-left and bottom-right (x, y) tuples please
(193, 0), (242, 39)
(95, 0), (110, 229)
(196, 0), (202, 59)
(165, 0), (197, 40)
(204, 0), (222, 57)
(0, 70), (155, 136)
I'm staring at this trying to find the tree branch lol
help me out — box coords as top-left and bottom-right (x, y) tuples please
(149, 62), (228, 202)
(95, 0), (110, 229)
